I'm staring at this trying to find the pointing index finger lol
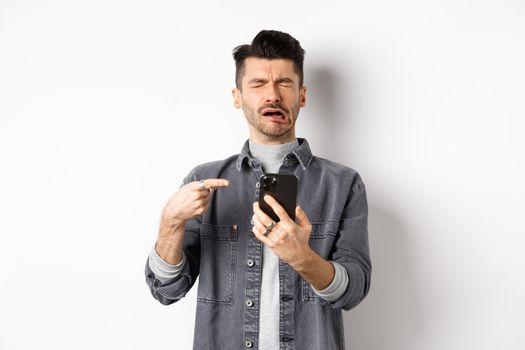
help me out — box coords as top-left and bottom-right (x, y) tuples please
(196, 178), (230, 190)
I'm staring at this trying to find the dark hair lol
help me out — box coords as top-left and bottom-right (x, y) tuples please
(233, 30), (305, 89)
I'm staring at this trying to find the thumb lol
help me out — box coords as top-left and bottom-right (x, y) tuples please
(295, 205), (311, 228)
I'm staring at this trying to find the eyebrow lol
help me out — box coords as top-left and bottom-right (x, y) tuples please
(247, 78), (267, 85)
(275, 77), (295, 84)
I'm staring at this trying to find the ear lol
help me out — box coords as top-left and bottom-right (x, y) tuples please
(299, 86), (307, 107)
(232, 88), (242, 109)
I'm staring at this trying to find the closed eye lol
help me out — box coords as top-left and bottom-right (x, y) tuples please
(247, 78), (267, 88)
(276, 78), (295, 87)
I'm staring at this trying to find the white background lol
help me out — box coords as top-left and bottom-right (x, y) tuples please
(1, 1), (524, 349)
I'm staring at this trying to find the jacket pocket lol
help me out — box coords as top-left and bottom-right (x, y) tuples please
(197, 224), (238, 305)
(302, 221), (338, 301)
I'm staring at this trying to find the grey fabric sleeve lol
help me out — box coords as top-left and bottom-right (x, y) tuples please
(311, 261), (349, 302)
(148, 245), (187, 283)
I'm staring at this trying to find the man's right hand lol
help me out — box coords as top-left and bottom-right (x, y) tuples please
(156, 178), (230, 265)
(161, 178), (230, 224)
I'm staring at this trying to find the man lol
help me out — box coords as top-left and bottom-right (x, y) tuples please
(145, 30), (371, 350)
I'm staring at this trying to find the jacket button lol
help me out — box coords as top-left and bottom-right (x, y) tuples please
(245, 340), (253, 348)
(246, 299), (253, 307)
(255, 182), (260, 188)
(247, 259), (255, 267)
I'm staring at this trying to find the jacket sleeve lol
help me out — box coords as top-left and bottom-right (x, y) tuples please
(144, 172), (201, 305)
(321, 173), (372, 311)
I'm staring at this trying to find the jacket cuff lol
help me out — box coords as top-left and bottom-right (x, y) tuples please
(148, 245), (186, 283)
(311, 261), (349, 302)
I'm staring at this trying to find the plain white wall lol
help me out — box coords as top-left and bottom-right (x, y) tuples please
(1, 1), (524, 349)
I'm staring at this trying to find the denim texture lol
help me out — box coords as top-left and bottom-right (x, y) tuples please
(145, 138), (371, 350)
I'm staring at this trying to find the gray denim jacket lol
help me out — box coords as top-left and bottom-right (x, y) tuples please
(145, 138), (371, 350)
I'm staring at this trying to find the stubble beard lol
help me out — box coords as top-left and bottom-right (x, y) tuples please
(242, 103), (301, 139)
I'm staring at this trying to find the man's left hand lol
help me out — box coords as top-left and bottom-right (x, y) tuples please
(252, 195), (313, 267)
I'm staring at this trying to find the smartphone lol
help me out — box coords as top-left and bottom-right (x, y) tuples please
(258, 174), (298, 222)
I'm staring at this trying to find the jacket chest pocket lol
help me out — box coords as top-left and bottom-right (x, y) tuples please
(302, 222), (338, 302)
(197, 224), (238, 305)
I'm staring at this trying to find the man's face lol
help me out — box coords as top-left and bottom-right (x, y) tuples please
(232, 58), (306, 144)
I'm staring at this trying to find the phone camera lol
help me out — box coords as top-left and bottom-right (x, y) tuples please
(262, 176), (278, 190)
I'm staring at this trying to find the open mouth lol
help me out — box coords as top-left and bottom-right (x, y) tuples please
(261, 108), (286, 120)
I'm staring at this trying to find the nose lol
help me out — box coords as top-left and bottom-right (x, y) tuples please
(263, 83), (281, 104)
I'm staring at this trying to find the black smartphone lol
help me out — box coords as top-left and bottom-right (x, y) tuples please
(258, 174), (298, 222)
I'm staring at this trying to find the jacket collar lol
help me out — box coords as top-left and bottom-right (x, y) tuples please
(235, 138), (313, 171)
